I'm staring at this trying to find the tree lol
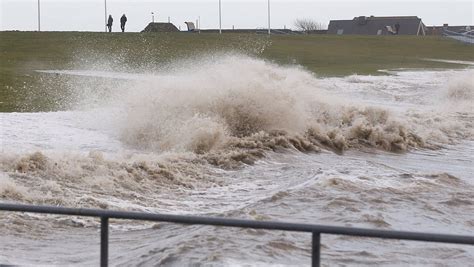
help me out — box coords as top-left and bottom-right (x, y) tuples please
(294, 18), (326, 33)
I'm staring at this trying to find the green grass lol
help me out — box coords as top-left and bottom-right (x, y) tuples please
(1, 32), (473, 112)
(266, 34), (474, 75)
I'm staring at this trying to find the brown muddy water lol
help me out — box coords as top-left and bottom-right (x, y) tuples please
(1, 56), (473, 266)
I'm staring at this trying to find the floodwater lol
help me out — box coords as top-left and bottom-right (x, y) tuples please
(1, 56), (473, 266)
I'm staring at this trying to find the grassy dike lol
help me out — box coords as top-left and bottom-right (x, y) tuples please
(1, 31), (473, 112)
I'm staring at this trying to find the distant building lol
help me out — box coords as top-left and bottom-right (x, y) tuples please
(141, 23), (179, 32)
(328, 16), (426, 36)
(425, 24), (474, 44)
(426, 24), (474, 36)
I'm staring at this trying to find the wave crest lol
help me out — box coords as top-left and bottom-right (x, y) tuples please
(114, 55), (438, 158)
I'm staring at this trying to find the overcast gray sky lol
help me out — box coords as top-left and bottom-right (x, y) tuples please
(1, 0), (472, 32)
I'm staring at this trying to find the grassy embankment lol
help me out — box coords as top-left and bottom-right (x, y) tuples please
(1, 31), (473, 112)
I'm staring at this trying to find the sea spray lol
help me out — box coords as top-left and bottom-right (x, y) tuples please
(112, 55), (448, 157)
(444, 71), (474, 113)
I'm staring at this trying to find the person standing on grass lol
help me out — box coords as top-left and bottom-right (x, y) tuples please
(107, 15), (113, 32)
(395, 23), (400, 35)
(120, 14), (127, 32)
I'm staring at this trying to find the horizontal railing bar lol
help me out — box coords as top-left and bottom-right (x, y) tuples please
(1, 203), (473, 245)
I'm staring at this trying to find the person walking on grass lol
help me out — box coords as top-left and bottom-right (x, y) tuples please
(107, 15), (113, 32)
(120, 14), (127, 32)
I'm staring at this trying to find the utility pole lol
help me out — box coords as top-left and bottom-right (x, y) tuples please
(267, 0), (271, 35)
(37, 0), (41, 31)
(104, 0), (107, 32)
(219, 0), (222, 34)
(198, 16), (201, 33)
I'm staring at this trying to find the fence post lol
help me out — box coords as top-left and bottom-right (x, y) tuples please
(312, 232), (320, 267)
(101, 217), (109, 267)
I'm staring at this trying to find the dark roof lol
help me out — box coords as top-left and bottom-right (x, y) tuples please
(367, 16), (419, 20)
(141, 23), (179, 32)
(198, 29), (295, 34)
(328, 16), (425, 35)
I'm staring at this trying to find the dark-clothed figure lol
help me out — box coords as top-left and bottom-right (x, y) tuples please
(120, 14), (127, 32)
(107, 15), (113, 32)
(394, 23), (400, 35)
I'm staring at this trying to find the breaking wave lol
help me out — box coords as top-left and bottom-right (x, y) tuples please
(1, 55), (472, 207)
(0, 150), (222, 209)
(110, 55), (470, 161)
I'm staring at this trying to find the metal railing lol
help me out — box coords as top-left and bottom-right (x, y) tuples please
(1, 203), (473, 267)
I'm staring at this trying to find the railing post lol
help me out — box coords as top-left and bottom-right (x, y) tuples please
(312, 232), (320, 267)
(101, 217), (109, 267)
